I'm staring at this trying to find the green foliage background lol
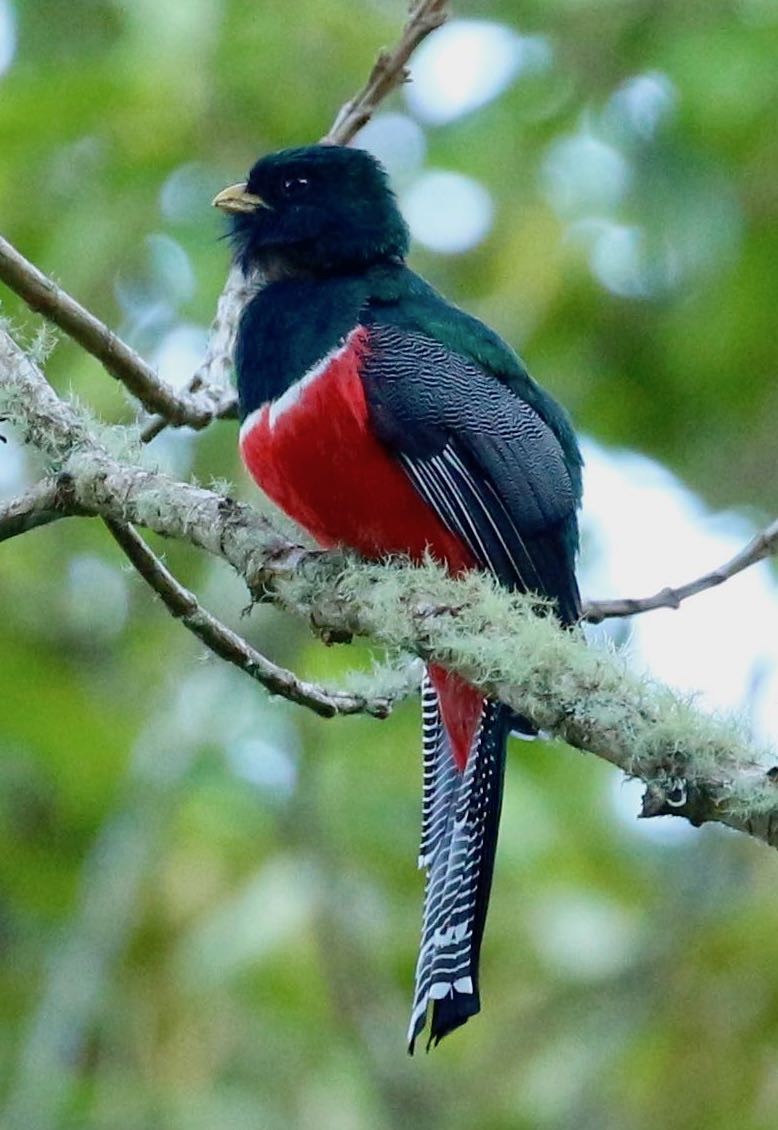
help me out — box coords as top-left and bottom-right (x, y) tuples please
(1, 1), (778, 1127)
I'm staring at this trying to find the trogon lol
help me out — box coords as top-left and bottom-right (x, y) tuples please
(213, 145), (583, 1052)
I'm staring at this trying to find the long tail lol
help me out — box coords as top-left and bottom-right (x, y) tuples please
(407, 669), (511, 1052)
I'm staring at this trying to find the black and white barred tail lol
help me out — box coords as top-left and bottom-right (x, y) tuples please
(408, 673), (511, 1052)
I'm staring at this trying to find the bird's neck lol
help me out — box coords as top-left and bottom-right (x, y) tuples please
(245, 245), (407, 285)
(235, 273), (375, 419)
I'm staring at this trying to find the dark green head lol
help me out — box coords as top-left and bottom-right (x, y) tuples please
(213, 144), (410, 278)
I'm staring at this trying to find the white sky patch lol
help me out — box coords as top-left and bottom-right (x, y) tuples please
(580, 439), (778, 742)
(406, 19), (552, 125)
(0, 0), (16, 77)
(401, 170), (493, 254)
(0, 434), (27, 493)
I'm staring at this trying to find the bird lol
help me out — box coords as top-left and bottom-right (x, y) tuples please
(213, 144), (583, 1052)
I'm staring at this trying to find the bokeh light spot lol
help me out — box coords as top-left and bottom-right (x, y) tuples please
(401, 170), (493, 254)
(66, 556), (129, 641)
(542, 132), (630, 219)
(160, 162), (226, 224)
(605, 71), (677, 140)
(406, 19), (552, 125)
(226, 737), (298, 800)
(528, 890), (639, 979)
(152, 323), (209, 391)
(0, 0), (16, 77)
(355, 113), (427, 182)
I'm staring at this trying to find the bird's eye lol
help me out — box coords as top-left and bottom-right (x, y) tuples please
(281, 175), (310, 199)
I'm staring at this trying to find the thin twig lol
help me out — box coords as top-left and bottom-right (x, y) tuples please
(583, 517), (778, 622)
(139, 378), (236, 443)
(323, 0), (450, 144)
(103, 517), (394, 719)
(0, 234), (230, 428)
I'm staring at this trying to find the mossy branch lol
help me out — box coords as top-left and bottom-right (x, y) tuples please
(3, 326), (778, 851)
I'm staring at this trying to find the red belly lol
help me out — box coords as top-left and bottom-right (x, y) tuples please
(239, 325), (482, 769)
(239, 327), (475, 568)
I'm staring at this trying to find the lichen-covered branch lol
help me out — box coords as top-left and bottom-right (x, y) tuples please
(0, 477), (77, 542)
(3, 326), (778, 852)
(41, 458), (778, 851)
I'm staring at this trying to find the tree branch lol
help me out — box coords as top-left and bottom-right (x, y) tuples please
(0, 5), (452, 441)
(0, 234), (234, 428)
(0, 476), (80, 542)
(4, 327), (778, 853)
(323, 0), (449, 144)
(103, 517), (395, 719)
(0, 4), (450, 730)
(583, 517), (778, 622)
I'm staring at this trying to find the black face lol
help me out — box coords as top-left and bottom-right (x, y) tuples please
(218, 145), (410, 278)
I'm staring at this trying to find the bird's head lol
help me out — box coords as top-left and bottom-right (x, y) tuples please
(212, 144), (410, 279)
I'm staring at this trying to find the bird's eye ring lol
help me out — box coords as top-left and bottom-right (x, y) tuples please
(282, 176), (310, 198)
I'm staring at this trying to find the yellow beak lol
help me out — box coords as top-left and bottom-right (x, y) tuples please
(212, 182), (268, 214)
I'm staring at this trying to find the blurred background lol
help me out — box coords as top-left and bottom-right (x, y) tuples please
(2, 1), (778, 1127)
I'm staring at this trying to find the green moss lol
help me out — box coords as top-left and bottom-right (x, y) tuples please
(277, 552), (776, 835)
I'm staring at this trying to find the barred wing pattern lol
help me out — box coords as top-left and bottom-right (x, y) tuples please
(362, 323), (580, 618)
